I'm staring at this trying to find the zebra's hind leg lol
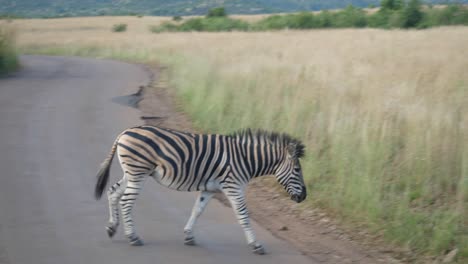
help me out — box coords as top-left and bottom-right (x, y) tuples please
(183, 191), (215, 245)
(106, 178), (126, 238)
(119, 174), (146, 246)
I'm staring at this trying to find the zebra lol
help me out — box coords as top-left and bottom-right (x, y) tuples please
(94, 125), (307, 255)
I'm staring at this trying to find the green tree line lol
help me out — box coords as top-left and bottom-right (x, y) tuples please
(151, 2), (468, 32)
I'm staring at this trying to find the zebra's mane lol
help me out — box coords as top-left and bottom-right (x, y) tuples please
(229, 129), (305, 158)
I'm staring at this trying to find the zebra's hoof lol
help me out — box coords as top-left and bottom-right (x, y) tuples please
(129, 236), (144, 246)
(106, 226), (116, 238)
(184, 236), (196, 246)
(251, 244), (266, 255)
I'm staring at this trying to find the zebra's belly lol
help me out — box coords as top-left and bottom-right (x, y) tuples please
(151, 167), (221, 192)
(202, 180), (222, 192)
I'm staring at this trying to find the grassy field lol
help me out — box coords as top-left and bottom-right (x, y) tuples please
(7, 16), (467, 260)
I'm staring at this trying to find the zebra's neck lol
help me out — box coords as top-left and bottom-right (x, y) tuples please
(235, 136), (283, 179)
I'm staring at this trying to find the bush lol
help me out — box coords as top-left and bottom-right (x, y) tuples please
(333, 5), (368, 28)
(0, 26), (18, 76)
(369, 0), (426, 29)
(112, 23), (127, 32)
(179, 18), (204, 31)
(201, 17), (249, 31)
(206, 7), (226, 18)
(151, 17), (249, 32)
(368, 9), (392, 28)
(149, 22), (179, 33)
(172, 16), (183, 21)
(292, 12), (319, 28)
(316, 11), (333, 27)
(252, 15), (293, 30)
(422, 4), (468, 27)
(380, 0), (403, 11)
(253, 13), (324, 30)
(253, 8), (367, 30)
(400, 0), (423, 28)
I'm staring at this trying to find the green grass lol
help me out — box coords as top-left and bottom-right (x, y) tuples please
(0, 26), (18, 75)
(21, 42), (468, 262)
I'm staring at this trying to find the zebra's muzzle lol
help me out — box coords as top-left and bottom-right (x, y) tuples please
(291, 186), (307, 203)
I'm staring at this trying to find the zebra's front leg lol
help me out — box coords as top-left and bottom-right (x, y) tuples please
(119, 175), (146, 246)
(223, 188), (265, 255)
(183, 191), (214, 245)
(106, 178), (126, 238)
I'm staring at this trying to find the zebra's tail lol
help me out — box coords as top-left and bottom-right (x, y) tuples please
(94, 134), (121, 200)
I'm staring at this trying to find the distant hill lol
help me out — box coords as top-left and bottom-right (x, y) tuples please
(0, 0), (467, 17)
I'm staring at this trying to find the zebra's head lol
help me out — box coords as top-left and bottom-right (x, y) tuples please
(274, 141), (307, 203)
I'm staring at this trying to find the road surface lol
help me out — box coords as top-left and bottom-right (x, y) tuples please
(0, 56), (313, 264)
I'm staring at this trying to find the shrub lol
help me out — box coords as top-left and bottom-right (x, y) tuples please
(316, 11), (333, 28)
(253, 12), (326, 30)
(400, 0), (423, 28)
(151, 17), (249, 32)
(424, 4), (468, 26)
(368, 9), (392, 28)
(289, 12), (318, 29)
(201, 17), (249, 31)
(112, 23), (127, 32)
(380, 0), (403, 11)
(172, 16), (183, 21)
(253, 8), (368, 30)
(179, 18), (204, 31)
(0, 26), (18, 75)
(333, 5), (368, 28)
(206, 7), (226, 18)
(252, 15), (292, 30)
(149, 22), (179, 33)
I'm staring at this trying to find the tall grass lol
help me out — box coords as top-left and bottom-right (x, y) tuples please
(161, 32), (467, 258)
(14, 18), (468, 260)
(0, 25), (18, 75)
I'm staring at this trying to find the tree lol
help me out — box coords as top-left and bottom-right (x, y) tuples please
(380, 0), (403, 11)
(206, 7), (226, 18)
(401, 0), (423, 28)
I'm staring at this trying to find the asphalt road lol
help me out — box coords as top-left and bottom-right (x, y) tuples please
(0, 56), (313, 264)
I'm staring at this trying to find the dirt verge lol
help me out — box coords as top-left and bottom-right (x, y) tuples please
(136, 64), (428, 264)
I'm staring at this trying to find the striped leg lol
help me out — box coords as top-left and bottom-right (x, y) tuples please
(119, 174), (146, 246)
(223, 188), (265, 255)
(106, 178), (126, 238)
(183, 191), (215, 245)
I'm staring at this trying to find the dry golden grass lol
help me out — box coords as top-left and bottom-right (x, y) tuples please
(8, 16), (171, 35)
(9, 16), (468, 259)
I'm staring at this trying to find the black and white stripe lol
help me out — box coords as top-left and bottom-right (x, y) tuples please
(94, 126), (306, 254)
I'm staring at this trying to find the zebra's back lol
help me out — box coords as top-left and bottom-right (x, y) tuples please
(116, 126), (231, 192)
